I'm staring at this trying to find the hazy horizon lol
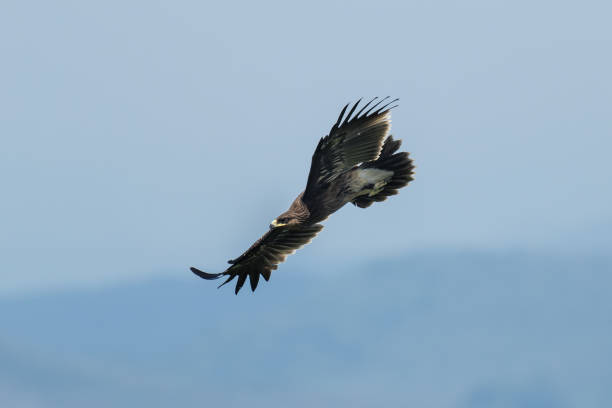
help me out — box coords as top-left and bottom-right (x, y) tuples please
(2, 251), (611, 407)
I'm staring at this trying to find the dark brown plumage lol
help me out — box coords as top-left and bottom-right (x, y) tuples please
(191, 97), (415, 294)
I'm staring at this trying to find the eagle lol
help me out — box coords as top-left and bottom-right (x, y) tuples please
(191, 97), (415, 294)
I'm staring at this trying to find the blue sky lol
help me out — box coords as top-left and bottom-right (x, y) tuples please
(1, 0), (610, 293)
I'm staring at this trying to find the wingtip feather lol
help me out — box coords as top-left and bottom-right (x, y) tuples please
(235, 274), (247, 295)
(190, 267), (223, 280)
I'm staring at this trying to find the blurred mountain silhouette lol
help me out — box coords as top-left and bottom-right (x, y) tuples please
(1, 251), (610, 407)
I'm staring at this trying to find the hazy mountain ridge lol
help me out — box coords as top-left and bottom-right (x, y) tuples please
(1, 251), (610, 407)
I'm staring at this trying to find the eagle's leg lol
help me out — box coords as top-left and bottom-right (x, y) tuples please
(368, 180), (389, 196)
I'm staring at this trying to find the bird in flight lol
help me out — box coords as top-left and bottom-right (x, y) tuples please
(191, 97), (415, 294)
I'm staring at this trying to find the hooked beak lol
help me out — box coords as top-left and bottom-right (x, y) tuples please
(269, 219), (286, 229)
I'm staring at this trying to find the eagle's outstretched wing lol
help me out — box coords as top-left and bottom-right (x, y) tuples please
(191, 224), (323, 294)
(303, 97), (398, 202)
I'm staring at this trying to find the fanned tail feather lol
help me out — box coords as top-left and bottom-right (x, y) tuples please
(352, 135), (415, 208)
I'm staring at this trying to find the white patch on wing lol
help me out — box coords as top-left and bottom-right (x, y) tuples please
(354, 168), (394, 196)
(358, 168), (393, 183)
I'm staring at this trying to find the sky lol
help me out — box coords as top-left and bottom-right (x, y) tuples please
(1, 2), (612, 406)
(1, 0), (611, 293)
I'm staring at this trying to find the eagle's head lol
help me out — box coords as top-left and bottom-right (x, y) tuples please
(269, 214), (301, 229)
(270, 194), (310, 229)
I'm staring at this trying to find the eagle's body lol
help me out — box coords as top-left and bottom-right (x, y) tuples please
(191, 97), (414, 294)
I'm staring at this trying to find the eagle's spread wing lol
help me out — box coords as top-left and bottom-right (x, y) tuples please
(303, 97), (398, 201)
(191, 224), (323, 294)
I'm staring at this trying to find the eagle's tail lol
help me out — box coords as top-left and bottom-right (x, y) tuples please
(352, 135), (414, 208)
